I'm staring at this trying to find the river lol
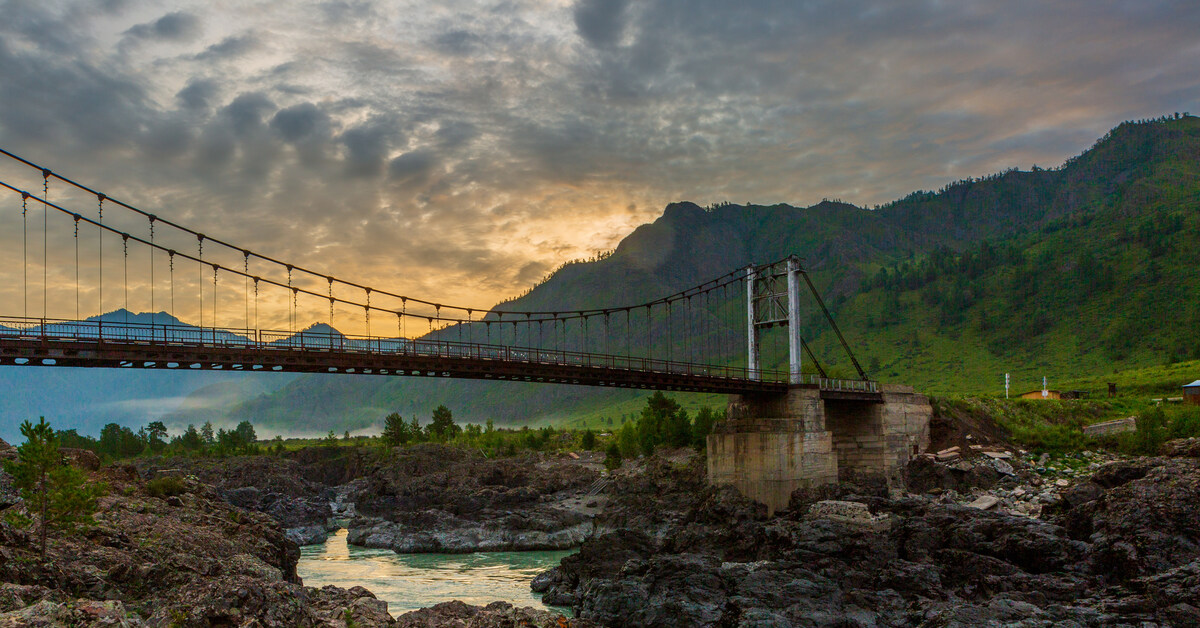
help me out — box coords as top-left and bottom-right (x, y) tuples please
(297, 528), (575, 616)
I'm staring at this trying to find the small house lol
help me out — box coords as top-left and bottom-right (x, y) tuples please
(1185, 380), (1200, 406)
(1019, 389), (1062, 400)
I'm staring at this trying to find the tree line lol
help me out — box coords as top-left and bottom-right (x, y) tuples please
(57, 419), (260, 460)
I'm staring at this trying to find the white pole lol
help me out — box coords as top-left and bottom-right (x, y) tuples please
(787, 257), (802, 385)
(746, 266), (759, 381)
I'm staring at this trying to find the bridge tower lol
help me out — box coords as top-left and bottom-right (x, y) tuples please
(745, 256), (805, 383)
(709, 257), (931, 515)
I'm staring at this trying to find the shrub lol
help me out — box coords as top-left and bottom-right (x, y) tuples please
(603, 443), (623, 471)
(145, 476), (188, 498)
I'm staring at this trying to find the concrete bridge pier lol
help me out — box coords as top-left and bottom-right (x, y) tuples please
(707, 384), (932, 515)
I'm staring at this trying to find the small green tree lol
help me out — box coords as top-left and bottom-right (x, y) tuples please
(1131, 406), (1168, 454)
(617, 421), (639, 459)
(145, 421), (168, 452)
(381, 412), (411, 446)
(98, 423), (144, 459)
(666, 409), (692, 448)
(603, 443), (623, 470)
(233, 421), (257, 452)
(200, 421), (215, 445)
(426, 405), (461, 441)
(637, 392), (681, 455)
(177, 424), (204, 451)
(581, 429), (597, 450)
(3, 418), (106, 557)
(691, 406), (719, 450)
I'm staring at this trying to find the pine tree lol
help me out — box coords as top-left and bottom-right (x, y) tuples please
(381, 412), (410, 446)
(426, 405), (460, 441)
(2, 418), (106, 558)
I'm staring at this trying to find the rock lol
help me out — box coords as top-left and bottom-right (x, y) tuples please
(61, 447), (101, 471)
(0, 468), (17, 511)
(805, 500), (891, 529)
(1082, 417), (1138, 437)
(348, 512), (592, 553)
(990, 458), (1015, 475)
(903, 456), (1001, 494)
(395, 600), (591, 627)
(341, 444), (602, 554)
(1163, 438), (1200, 458)
(1048, 458), (1200, 582)
(0, 599), (142, 626)
(345, 595), (394, 626)
(966, 495), (1000, 510)
(286, 525), (332, 546)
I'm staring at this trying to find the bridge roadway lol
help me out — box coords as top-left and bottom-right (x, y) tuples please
(0, 319), (881, 399)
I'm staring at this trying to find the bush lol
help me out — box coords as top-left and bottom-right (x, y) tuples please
(603, 443), (623, 470)
(145, 476), (188, 498)
(1168, 406), (1200, 440)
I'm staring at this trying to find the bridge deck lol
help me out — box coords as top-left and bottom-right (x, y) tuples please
(0, 319), (878, 396)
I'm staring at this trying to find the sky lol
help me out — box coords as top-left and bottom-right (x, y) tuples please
(0, 0), (1197, 334)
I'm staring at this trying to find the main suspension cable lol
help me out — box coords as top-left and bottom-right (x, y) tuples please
(2, 147), (772, 325)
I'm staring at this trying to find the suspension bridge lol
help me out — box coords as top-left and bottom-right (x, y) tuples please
(0, 149), (878, 399)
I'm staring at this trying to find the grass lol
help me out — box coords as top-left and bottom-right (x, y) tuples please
(934, 392), (1200, 455)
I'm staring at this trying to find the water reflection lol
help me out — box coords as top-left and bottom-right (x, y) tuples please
(297, 529), (575, 616)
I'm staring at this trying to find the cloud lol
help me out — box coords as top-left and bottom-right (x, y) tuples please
(194, 32), (261, 61)
(388, 148), (437, 182)
(0, 0), (1196, 331)
(574, 0), (629, 48)
(123, 11), (201, 43)
(222, 92), (275, 134)
(271, 102), (332, 143)
(177, 78), (221, 110)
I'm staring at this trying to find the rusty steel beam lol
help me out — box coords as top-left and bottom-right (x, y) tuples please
(0, 337), (790, 395)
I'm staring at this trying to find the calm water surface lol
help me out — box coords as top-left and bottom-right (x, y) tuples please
(297, 529), (575, 616)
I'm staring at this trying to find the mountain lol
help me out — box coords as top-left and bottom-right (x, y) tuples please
(206, 114), (1200, 431)
(0, 310), (305, 442)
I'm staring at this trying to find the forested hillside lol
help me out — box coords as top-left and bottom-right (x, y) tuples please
(74, 114), (1200, 434)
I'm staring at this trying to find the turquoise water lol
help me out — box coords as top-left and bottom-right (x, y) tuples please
(297, 529), (575, 616)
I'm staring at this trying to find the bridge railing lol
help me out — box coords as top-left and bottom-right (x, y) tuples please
(0, 316), (799, 383)
(795, 373), (879, 393)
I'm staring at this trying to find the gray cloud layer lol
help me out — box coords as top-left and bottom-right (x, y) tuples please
(0, 0), (1197, 331)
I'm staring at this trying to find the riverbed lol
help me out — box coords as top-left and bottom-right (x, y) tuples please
(297, 529), (575, 616)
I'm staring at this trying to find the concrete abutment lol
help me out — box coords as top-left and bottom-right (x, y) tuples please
(707, 384), (931, 514)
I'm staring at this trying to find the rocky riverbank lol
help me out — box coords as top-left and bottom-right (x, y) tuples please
(531, 447), (1200, 626)
(134, 454), (342, 546)
(0, 461), (395, 625)
(1, 449), (600, 626)
(13, 423), (1199, 626)
(135, 444), (608, 554)
(344, 444), (604, 554)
